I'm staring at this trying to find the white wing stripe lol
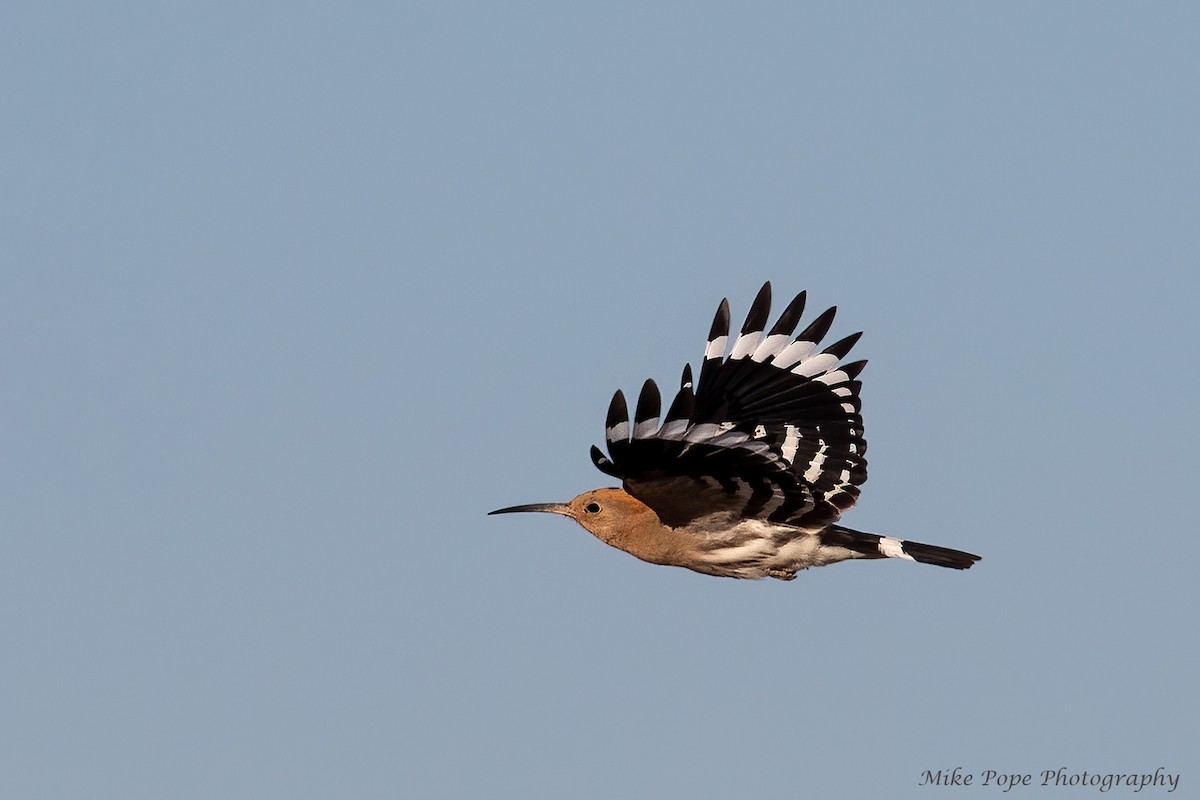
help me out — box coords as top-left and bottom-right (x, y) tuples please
(750, 333), (791, 362)
(704, 335), (728, 360)
(816, 369), (849, 386)
(792, 352), (840, 378)
(607, 421), (630, 442)
(781, 424), (800, 464)
(658, 420), (688, 439)
(803, 442), (828, 483)
(772, 340), (816, 369)
(729, 331), (761, 360)
(684, 423), (722, 442)
(634, 419), (659, 438)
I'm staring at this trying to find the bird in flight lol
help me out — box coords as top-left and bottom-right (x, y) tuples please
(490, 283), (980, 580)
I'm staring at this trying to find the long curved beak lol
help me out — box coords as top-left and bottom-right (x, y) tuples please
(488, 502), (573, 517)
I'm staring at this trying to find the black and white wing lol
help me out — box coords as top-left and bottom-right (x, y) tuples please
(590, 282), (868, 530)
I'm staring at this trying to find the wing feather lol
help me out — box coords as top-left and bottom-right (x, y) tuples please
(590, 283), (868, 530)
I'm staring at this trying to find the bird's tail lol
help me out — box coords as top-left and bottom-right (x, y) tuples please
(822, 524), (981, 570)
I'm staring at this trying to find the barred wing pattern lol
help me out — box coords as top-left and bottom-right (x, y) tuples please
(590, 283), (868, 531)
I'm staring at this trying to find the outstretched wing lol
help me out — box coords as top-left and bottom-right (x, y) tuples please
(590, 282), (868, 530)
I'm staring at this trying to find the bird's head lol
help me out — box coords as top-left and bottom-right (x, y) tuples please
(489, 487), (656, 544)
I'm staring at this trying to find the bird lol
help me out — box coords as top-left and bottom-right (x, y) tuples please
(490, 282), (980, 580)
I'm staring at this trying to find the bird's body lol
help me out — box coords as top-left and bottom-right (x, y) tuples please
(491, 284), (980, 580)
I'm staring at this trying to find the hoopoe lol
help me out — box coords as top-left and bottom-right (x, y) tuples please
(490, 283), (980, 580)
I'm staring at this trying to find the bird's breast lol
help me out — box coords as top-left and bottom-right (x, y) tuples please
(680, 519), (857, 579)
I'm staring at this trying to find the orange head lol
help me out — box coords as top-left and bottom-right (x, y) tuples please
(489, 487), (660, 549)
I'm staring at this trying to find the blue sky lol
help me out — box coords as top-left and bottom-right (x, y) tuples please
(2, 3), (1197, 798)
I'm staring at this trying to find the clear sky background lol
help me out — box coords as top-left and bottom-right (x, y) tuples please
(2, 3), (1197, 798)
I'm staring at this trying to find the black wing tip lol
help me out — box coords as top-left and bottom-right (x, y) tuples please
(823, 331), (863, 359)
(680, 363), (694, 389)
(768, 290), (807, 336)
(590, 444), (622, 477)
(841, 359), (868, 380)
(664, 380), (695, 422)
(708, 298), (731, 340)
(741, 283), (773, 334)
(634, 379), (662, 425)
(606, 388), (628, 423)
(797, 306), (838, 345)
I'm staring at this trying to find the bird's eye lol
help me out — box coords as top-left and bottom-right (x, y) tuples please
(584, 502), (601, 514)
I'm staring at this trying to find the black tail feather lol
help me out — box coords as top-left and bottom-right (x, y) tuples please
(822, 524), (981, 570)
(899, 540), (981, 570)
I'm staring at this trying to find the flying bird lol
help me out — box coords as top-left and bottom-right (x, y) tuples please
(490, 283), (980, 580)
